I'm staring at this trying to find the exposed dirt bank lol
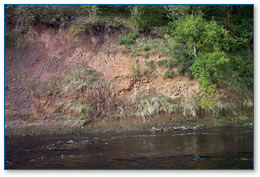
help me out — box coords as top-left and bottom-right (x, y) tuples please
(5, 26), (200, 119)
(5, 26), (253, 136)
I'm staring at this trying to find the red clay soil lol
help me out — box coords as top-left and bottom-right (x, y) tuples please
(4, 26), (203, 123)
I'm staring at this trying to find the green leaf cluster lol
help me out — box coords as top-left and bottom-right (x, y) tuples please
(191, 51), (231, 95)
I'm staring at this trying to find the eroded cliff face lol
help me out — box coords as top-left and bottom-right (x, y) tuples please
(5, 26), (208, 122)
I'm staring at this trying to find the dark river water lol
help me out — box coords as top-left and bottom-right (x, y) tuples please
(5, 127), (253, 169)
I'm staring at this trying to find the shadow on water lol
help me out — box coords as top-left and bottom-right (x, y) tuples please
(5, 127), (253, 169)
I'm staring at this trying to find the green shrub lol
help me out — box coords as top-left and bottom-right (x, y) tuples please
(62, 101), (93, 120)
(172, 15), (237, 94)
(174, 15), (234, 57)
(146, 60), (156, 70)
(69, 17), (88, 35)
(174, 48), (194, 75)
(120, 38), (135, 46)
(238, 114), (248, 122)
(164, 5), (190, 21)
(130, 5), (168, 32)
(200, 96), (213, 110)
(79, 104), (93, 120)
(191, 51), (231, 95)
(129, 31), (139, 39)
(120, 32), (139, 46)
(228, 114), (249, 122)
(157, 59), (168, 67)
(143, 45), (151, 51)
(167, 57), (177, 69)
(164, 69), (175, 78)
(143, 53), (149, 59)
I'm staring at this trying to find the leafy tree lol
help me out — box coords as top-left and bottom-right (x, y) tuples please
(174, 15), (234, 58)
(130, 5), (168, 32)
(163, 5), (190, 21)
(173, 14), (236, 95)
(191, 51), (231, 95)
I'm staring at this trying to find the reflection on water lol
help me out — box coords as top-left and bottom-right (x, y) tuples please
(5, 127), (253, 169)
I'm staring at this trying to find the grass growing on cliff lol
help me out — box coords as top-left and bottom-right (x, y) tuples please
(181, 98), (201, 118)
(131, 60), (142, 81)
(132, 93), (201, 119)
(62, 66), (106, 93)
(208, 96), (247, 118)
(133, 93), (179, 119)
(131, 92), (252, 121)
(145, 60), (156, 70)
(157, 59), (168, 67)
(65, 101), (93, 120)
(120, 32), (139, 46)
(163, 69), (175, 78)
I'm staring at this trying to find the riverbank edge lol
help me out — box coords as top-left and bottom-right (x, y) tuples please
(5, 117), (253, 137)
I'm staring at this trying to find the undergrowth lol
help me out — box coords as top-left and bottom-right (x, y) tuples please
(62, 65), (107, 93)
(133, 93), (179, 119)
(131, 92), (252, 121)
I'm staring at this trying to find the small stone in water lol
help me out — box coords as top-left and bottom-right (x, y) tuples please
(67, 140), (74, 144)
(193, 155), (201, 161)
(240, 158), (249, 161)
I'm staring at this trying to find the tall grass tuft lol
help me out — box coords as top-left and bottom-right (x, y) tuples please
(134, 93), (179, 119)
(181, 98), (200, 118)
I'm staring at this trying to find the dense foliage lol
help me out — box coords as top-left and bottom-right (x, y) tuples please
(5, 5), (253, 98)
(191, 51), (231, 95)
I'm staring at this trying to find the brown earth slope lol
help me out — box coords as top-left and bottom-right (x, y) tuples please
(6, 26), (251, 135)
